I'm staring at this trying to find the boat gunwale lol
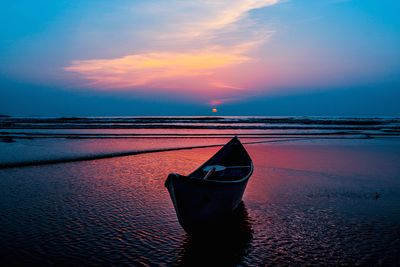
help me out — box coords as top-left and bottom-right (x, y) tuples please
(189, 137), (253, 183)
(166, 136), (253, 185)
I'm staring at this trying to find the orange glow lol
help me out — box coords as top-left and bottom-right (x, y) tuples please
(212, 107), (218, 113)
(65, 50), (250, 91)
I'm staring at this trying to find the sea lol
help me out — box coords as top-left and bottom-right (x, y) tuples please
(1, 116), (399, 168)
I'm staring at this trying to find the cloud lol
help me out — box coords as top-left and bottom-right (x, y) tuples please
(65, 0), (279, 98)
(65, 46), (250, 89)
(164, 0), (278, 38)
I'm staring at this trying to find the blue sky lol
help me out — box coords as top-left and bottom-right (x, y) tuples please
(0, 0), (399, 116)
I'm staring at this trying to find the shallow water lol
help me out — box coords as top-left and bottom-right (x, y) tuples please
(2, 116), (399, 168)
(0, 140), (399, 266)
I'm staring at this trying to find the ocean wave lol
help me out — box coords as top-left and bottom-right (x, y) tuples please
(1, 116), (400, 129)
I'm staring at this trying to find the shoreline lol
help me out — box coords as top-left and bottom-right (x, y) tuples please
(2, 137), (377, 170)
(1, 136), (397, 170)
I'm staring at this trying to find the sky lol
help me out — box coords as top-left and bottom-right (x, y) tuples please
(0, 0), (399, 116)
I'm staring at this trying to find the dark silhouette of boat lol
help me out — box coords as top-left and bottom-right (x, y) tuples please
(165, 137), (253, 233)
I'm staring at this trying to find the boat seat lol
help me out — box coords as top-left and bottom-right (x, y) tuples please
(201, 165), (251, 181)
(203, 165), (250, 172)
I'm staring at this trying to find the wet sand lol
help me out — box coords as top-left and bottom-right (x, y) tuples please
(0, 139), (399, 266)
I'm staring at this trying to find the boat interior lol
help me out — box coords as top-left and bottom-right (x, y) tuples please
(198, 165), (252, 181)
(190, 140), (252, 181)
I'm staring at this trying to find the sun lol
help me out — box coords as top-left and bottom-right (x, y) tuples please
(212, 107), (218, 113)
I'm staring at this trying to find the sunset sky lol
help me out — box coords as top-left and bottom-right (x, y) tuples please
(1, 0), (399, 116)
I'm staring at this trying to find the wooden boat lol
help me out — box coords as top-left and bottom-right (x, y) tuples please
(165, 137), (253, 233)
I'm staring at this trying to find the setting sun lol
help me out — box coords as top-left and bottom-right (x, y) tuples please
(212, 108), (218, 113)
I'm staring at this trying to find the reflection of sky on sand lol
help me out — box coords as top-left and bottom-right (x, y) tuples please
(0, 140), (399, 265)
(246, 142), (400, 208)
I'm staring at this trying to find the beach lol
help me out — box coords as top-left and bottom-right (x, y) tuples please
(1, 137), (399, 266)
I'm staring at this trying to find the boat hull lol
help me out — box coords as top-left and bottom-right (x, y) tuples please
(165, 137), (253, 234)
(165, 173), (250, 233)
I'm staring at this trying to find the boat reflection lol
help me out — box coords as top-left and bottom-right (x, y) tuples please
(175, 202), (253, 266)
